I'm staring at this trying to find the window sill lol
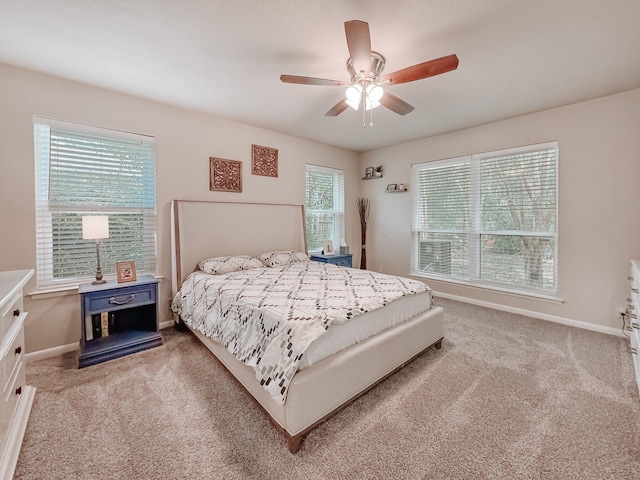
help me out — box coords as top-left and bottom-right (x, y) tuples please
(409, 273), (564, 304)
(28, 275), (163, 300)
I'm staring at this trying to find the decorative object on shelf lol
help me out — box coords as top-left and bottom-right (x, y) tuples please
(251, 144), (278, 177)
(82, 215), (109, 285)
(386, 183), (397, 191)
(365, 166), (374, 178)
(210, 157), (242, 192)
(116, 260), (137, 283)
(357, 197), (370, 269)
(322, 239), (335, 255)
(374, 165), (383, 177)
(399, 183), (405, 190)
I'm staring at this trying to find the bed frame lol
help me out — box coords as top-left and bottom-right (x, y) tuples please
(170, 200), (444, 453)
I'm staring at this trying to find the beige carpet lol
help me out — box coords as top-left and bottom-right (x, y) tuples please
(14, 298), (640, 479)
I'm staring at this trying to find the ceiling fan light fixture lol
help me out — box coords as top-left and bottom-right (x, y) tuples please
(346, 84), (362, 102)
(365, 98), (381, 110)
(346, 97), (361, 110)
(366, 83), (383, 102)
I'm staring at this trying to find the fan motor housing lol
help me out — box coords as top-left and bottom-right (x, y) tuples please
(347, 51), (386, 82)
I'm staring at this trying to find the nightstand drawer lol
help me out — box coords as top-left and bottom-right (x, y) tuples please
(310, 254), (353, 268)
(84, 283), (156, 314)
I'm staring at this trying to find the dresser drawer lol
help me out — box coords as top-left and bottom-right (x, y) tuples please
(1, 359), (26, 442)
(84, 283), (157, 314)
(1, 327), (24, 396)
(0, 291), (22, 340)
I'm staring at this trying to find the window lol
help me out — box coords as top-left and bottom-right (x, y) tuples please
(411, 142), (558, 295)
(34, 118), (156, 289)
(305, 165), (345, 253)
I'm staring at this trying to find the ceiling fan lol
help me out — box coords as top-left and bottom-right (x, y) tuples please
(280, 20), (459, 122)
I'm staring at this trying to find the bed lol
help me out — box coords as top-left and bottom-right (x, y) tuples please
(170, 200), (444, 453)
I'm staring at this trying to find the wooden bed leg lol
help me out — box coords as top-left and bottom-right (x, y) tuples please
(287, 433), (305, 454)
(434, 337), (443, 349)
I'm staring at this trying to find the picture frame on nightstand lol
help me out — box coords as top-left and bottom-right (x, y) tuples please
(322, 239), (335, 255)
(116, 260), (137, 283)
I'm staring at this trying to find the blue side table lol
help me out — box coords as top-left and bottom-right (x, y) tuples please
(310, 253), (353, 268)
(78, 275), (162, 368)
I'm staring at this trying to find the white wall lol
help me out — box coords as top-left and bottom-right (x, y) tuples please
(0, 63), (359, 353)
(2, 59), (637, 352)
(361, 89), (640, 332)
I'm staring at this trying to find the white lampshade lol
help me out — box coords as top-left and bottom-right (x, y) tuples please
(82, 216), (109, 240)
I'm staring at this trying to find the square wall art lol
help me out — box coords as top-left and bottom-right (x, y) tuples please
(209, 157), (242, 193)
(251, 144), (278, 177)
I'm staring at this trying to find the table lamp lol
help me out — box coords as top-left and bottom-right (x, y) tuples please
(82, 215), (109, 284)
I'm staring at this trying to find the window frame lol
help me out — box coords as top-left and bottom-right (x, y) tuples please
(411, 142), (558, 297)
(305, 164), (345, 254)
(33, 117), (157, 290)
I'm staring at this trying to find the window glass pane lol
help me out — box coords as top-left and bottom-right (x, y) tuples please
(415, 161), (470, 231)
(416, 232), (469, 280)
(481, 149), (557, 232)
(480, 234), (556, 290)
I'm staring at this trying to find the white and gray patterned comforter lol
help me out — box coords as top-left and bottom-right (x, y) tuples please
(172, 261), (429, 405)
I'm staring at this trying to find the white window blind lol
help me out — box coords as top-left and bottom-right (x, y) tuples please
(412, 142), (558, 295)
(305, 165), (345, 253)
(34, 118), (157, 289)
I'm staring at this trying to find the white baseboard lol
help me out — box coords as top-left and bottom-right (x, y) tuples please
(25, 342), (79, 363)
(433, 291), (625, 338)
(25, 321), (177, 363)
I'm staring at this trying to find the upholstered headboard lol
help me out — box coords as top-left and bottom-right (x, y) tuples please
(170, 200), (307, 295)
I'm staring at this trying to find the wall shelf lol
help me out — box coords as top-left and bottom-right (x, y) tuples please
(385, 188), (408, 193)
(362, 175), (383, 180)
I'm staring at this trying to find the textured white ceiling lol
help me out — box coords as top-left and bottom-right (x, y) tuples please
(1, 0), (639, 152)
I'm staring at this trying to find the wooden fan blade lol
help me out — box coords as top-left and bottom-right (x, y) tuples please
(381, 54), (459, 85)
(280, 75), (346, 86)
(325, 100), (349, 117)
(345, 20), (371, 76)
(380, 92), (415, 115)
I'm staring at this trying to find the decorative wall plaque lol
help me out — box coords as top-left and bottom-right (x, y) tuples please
(251, 144), (278, 177)
(209, 157), (242, 193)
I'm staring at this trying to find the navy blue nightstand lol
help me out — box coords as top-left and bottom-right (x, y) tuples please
(78, 275), (162, 368)
(310, 253), (353, 268)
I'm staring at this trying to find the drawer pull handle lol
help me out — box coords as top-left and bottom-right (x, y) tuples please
(629, 276), (634, 281)
(631, 314), (638, 319)
(13, 308), (20, 317)
(15, 346), (22, 355)
(633, 323), (640, 330)
(15, 386), (22, 395)
(109, 294), (135, 305)
(633, 288), (639, 294)
(629, 304), (635, 310)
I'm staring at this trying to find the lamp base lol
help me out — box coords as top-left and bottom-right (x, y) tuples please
(91, 279), (107, 285)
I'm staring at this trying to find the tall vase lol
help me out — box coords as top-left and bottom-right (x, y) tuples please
(357, 197), (369, 270)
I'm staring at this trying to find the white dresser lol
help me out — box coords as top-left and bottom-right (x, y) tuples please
(628, 261), (640, 395)
(0, 270), (35, 480)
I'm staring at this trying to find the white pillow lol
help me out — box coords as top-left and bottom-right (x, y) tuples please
(198, 255), (265, 275)
(256, 250), (309, 267)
